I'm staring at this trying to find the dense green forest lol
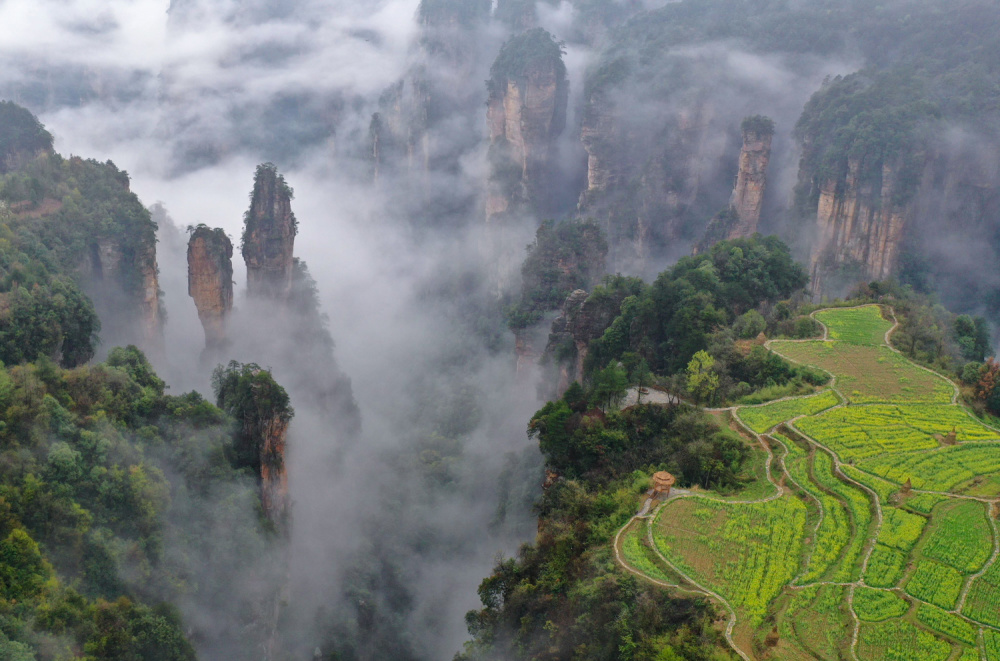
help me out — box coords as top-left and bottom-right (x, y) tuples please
(0, 102), (53, 174)
(0, 346), (284, 659)
(547, 236), (827, 406)
(0, 104), (291, 660)
(0, 104), (161, 358)
(463, 229), (998, 659)
(0, 153), (157, 303)
(458, 403), (737, 660)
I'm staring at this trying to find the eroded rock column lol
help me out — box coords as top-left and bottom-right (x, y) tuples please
(729, 116), (774, 237)
(242, 163), (297, 301)
(187, 226), (234, 349)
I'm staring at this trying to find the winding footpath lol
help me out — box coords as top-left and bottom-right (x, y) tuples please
(613, 305), (1000, 661)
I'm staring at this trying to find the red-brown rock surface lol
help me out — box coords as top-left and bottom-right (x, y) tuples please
(242, 163), (297, 300)
(187, 226), (234, 349)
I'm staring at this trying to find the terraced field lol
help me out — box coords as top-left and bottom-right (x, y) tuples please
(616, 305), (1000, 660)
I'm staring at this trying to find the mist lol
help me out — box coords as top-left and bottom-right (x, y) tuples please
(0, 0), (547, 657)
(5, 0), (996, 658)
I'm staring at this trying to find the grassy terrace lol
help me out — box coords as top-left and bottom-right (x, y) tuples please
(618, 305), (1000, 660)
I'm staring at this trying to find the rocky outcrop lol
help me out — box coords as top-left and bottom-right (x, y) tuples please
(794, 70), (1000, 307)
(1, 147), (46, 174)
(187, 226), (234, 349)
(508, 219), (608, 374)
(541, 289), (589, 395)
(369, 0), (489, 202)
(214, 362), (294, 530)
(486, 29), (568, 221)
(567, 290), (626, 379)
(579, 94), (721, 271)
(728, 117), (773, 236)
(579, 93), (624, 195)
(135, 240), (164, 352)
(540, 285), (633, 398)
(79, 231), (164, 354)
(696, 116), (774, 253)
(804, 125), (1000, 302)
(259, 412), (291, 529)
(242, 163), (296, 300)
(370, 79), (430, 181)
(808, 156), (912, 297)
(486, 29), (568, 297)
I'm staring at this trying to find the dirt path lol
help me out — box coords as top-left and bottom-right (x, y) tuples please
(641, 510), (752, 661)
(614, 412), (787, 660)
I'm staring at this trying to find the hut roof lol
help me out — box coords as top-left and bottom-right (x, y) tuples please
(652, 471), (676, 486)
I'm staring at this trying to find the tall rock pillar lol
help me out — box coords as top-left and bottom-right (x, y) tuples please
(187, 226), (234, 349)
(242, 163), (297, 301)
(695, 116), (774, 253)
(485, 28), (568, 298)
(728, 116), (774, 236)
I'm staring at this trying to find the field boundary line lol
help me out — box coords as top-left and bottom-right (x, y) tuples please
(616, 304), (1000, 659)
(883, 308), (961, 405)
(646, 503), (753, 661)
(786, 422), (885, 578)
(766, 432), (834, 586)
(955, 506), (1000, 615)
(613, 517), (695, 592)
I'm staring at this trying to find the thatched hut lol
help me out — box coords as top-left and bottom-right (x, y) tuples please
(652, 471), (676, 496)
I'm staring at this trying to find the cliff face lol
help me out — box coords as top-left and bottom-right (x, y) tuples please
(258, 413), (291, 528)
(696, 117), (774, 253)
(807, 156), (912, 297)
(242, 163), (296, 300)
(728, 120), (773, 237)
(567, 290), (627, 379)
(805, 130), (1000, 302)
(136, 240), (164, 352)
(541, 289), (589, 396)
(214, 362), (294, 530)
(486, 29), (568, 297)
(370, 79), (431, 181)
(187, 226), (234, 349)
(910, 141), (1000, 310)
(508, 219), (608, 375)
(579, 93), (624, 195)
(1, 147), (47, 174)
(579, 95), (721, 271)
(540, 286), (631, 398)
(486, 57), (568, 220)
(369, 0), (490, 226)
(80, 232), (164, 353)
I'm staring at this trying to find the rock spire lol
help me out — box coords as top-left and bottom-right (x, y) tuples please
(696, 116), (774, 253)
(242, 163), (297, 301)
(728, 115), (774, 236)
(187, 225), (234, 349)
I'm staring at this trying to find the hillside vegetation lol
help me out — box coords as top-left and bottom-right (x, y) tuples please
(620, 305), (1000, 660)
